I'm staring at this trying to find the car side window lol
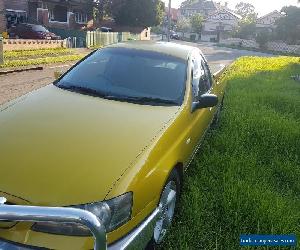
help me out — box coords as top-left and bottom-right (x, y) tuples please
(191, 52), (204, 101)
(191, 51), (213, 101)
(200, 60), (212, 92)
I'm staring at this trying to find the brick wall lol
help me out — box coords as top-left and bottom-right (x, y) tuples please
(3, 39), (65, 51)
(0, 0), (6, 32)
(4, 0), (28, 12)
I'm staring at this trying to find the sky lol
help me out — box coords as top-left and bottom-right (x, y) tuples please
(162, 0), (300, 16)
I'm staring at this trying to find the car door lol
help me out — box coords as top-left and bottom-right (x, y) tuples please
(186, 50), (215, 159)
(14, 25), (24, 38)
(19, 25), (29, 39)
(27, 26), (37, 39)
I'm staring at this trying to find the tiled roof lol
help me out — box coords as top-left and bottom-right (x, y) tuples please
(257, 10), (283, 21)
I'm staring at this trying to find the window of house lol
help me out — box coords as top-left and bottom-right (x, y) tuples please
(53, 5), (67, 22)
(48, 9), (54, 21)
(74, 12), (88, 23)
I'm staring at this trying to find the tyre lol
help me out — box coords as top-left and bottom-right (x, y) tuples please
(147, 169), (181, 249)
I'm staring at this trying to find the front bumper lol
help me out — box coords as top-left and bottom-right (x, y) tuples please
(108, 208), (159, 250)
(0, 207), (160, 250)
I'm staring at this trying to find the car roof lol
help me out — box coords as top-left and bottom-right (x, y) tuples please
(107, 41), (197, 60)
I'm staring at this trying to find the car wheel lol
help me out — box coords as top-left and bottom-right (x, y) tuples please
(147, 169), (181, 249)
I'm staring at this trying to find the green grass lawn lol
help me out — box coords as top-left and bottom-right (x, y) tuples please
(163, 57), (300, 250)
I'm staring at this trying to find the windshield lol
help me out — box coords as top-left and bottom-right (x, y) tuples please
(55, 48), (187, 106)
(32, 25), (49, 32)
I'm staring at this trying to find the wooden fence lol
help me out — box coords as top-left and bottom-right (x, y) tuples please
(86, 31), (141, 48)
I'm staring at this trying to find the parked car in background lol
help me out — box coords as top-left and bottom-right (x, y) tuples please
(100, 27), (113, 32)
(8, 24), (61, 40)
(0, 41), (226, 249)
(170, 31), (180, 40)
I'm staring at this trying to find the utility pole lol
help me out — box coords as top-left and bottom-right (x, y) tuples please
(0, 34), (3, 65)
(167, 0), (171, 42)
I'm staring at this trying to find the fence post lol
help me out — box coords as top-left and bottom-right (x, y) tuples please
(93, 31), (95, 48)
(73, 37), (77, 48)
(96, 31), (100, 47)
(86, 31), (90, 48)
(0, 35), (3, 65)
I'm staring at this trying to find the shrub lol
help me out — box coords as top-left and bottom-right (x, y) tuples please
(256, 32), (271, 49)
(190, 34), (196, 41)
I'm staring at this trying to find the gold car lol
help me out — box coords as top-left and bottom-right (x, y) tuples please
(0, 41), (226, 249)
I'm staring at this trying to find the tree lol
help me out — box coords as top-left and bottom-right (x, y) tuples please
(233, 19), (256, 39)
(94, 0), (113, 22)
(180, 0), (198, 8)
(190, 14), (203, 34)
(275, 6), (300, 44)
(176, 17), (191, 37)
(235, 2), (257, 21)
(111, 0), (165, 27)
(256, 31), (271, 49)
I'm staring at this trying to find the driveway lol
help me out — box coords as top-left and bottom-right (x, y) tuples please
(0, 43), (274, 106)
(174, 41), (274, 73)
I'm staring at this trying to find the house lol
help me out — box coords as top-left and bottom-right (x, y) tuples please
(256, 10), (284, 33)
(2, 0), (93, 30)
(180, 0), (220, 18)
(4, 0), (28, 29)
(166, 8), (180, 23)
(0, 0), (6, 33)
(30, 0), (93, 30)
(201, 9), (241, 42)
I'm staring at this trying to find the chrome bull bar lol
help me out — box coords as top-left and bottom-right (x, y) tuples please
(0, 197), (107, 250)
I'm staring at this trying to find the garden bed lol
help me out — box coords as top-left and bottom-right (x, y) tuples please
(1, 48), (86, 69)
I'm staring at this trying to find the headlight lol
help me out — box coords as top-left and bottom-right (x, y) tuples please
(31, 192), (133, 236)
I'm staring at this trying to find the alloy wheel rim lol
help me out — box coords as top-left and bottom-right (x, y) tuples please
(154, 180), (177, 244)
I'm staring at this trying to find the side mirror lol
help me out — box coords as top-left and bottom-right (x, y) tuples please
(192, 94), (218, 112)
(54, 71), (63, 80)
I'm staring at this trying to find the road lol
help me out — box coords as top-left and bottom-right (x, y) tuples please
(0, 42), (274, 105)
(173, 40), (273, 73)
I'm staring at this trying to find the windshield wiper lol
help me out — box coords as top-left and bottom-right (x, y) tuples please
(57, 85), (108, 98)
(57, 85), (179, 106)
(106, 95), (179, 106)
